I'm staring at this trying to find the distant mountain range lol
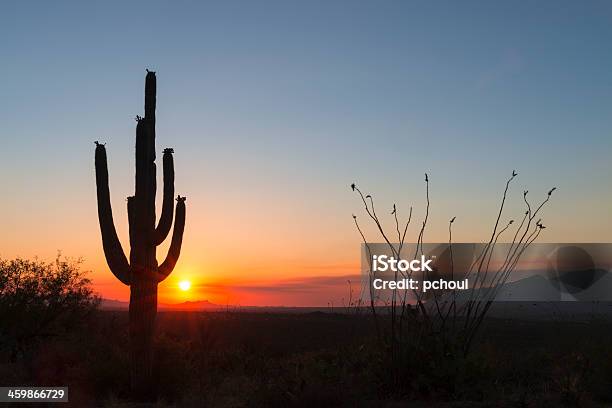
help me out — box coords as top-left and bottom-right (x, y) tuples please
(446, 272), (612, 320)
(100, 298), (222, 311)
(99, 299), (332, 313)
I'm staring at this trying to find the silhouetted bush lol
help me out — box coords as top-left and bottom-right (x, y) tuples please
(0, 255), (99, 362)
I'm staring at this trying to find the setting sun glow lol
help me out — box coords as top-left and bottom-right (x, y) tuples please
(178, 280), (191, 291)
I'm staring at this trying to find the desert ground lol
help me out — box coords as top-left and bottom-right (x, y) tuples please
(3, 308), (612, 407)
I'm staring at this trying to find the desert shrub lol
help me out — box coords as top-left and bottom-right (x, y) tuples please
(351, 172), (555, 397)
(0, 255), (99, 362)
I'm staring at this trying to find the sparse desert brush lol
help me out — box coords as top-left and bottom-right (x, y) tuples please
(0, 255), (99, 362)
(351, 171), (555, 394)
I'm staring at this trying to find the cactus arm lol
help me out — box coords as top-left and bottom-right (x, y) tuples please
(157, 196), (186, 282)
(154, 149), (175, 245)
(95, 142), (131, 285)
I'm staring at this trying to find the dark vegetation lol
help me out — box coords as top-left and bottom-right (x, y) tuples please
(0, 256), (98, 362)
(350, 171), (557, 400)
(3, 308), (612, 407)
(1, 256), (612, 407)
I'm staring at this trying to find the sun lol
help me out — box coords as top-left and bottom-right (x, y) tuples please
(178, 280), (191, 291)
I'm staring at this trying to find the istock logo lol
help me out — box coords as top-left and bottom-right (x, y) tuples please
(372, 255), (433, 273)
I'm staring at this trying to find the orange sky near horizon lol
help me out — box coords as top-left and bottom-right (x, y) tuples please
(2, 169), (609, 307)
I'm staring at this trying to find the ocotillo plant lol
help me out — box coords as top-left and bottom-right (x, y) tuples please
(94, 70), (186, 398)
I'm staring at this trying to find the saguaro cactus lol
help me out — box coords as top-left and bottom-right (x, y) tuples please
(94, 70), (186, 398)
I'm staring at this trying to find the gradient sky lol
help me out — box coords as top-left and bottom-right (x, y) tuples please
(1, 1), (611, 305)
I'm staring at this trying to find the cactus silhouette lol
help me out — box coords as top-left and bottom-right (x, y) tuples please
(94, 71), (186, 399)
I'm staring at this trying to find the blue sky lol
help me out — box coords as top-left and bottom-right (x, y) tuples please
(0, 1), (611, 303)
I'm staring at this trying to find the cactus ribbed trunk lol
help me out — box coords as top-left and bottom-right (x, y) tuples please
(94, 70), (186, 401)
(129, 278), (157, 398)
